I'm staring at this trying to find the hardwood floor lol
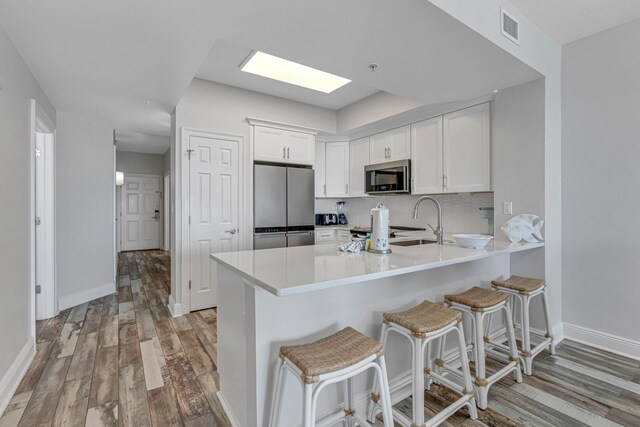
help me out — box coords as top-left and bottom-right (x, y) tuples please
(2, 249), (640, 426)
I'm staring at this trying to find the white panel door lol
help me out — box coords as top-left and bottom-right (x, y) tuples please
(411, 117), (443, 194)
(325, 141), (349, 197)
(189, 133), (239, 310)
(443, 103), (491, 193)
(121, 175), (161, 251)
(349, 137), (369, 197)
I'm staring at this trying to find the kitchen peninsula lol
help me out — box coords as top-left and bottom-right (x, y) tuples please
(211, 240), (543, 426)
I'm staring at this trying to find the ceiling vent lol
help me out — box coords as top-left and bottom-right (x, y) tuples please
(501, 7), (520, 45)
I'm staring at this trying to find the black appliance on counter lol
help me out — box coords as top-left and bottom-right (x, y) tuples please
(315, 213), (338, 226)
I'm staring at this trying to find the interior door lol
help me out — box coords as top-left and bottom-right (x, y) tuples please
(121, 174), (161, 251)
(189, 133), (239, 310)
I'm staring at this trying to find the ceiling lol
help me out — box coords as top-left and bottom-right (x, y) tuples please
(115, 131), (170, 155)
(0, 0), (546, 152)
(509, 0), (640, 45)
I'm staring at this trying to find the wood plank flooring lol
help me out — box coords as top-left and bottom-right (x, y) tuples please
(2, 249), (640, 426)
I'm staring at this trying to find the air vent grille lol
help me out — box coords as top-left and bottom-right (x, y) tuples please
(501, 8), (520, 44)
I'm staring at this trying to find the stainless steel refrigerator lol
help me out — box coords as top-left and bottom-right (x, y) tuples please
(254, 164), (315, 249)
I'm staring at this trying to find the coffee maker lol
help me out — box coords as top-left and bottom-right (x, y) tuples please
(336, 201), (348, 225)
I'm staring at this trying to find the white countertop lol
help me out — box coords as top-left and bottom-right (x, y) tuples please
(211, 239), (544, 297)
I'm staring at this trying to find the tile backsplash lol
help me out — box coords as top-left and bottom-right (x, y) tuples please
(316, 193), (494, 235)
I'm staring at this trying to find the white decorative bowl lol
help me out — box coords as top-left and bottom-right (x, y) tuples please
(452, 234), (494, 249)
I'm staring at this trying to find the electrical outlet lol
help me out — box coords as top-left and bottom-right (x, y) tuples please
(503, 202), (513, 215)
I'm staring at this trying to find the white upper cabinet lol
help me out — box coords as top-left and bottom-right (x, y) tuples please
(253, 125), (315, 165)
(314, 141), (326, 198)
(411, 116), (443, 194)
(324, 141), (350, 198)
(443, 103), (491, 193)
(369, 126), (410, 164)
(349, 137), (369, 197)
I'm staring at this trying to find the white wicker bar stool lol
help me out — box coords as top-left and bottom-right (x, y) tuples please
(443, 287), (522, 409)
(268, 326), (394, 427)
(367, 300), (478, 427)
(491, 275), (555, 375)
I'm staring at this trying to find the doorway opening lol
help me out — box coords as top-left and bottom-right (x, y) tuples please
(31, 100), (57, 328)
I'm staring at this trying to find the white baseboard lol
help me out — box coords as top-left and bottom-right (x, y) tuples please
(58, 282), (116, 311)
(216, 391), (240, 427)
(563, 322), (640, 361)
(0, 339), (35, 417)
(168, 295), (182, 317)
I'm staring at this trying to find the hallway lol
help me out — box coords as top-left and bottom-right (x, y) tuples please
(0, 250), (230, 426)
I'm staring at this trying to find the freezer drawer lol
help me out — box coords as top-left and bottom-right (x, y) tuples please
(253, 233), (287, 250)
(287, 231), (315, 247)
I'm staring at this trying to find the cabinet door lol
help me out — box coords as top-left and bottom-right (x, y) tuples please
(325, 141), (350, 197)
(254, 126), (286, 162)
(349, 137), (369, 197)
(314, 142), (326, 198)
(286, 131), (315, 165)
(315, 229), (336, 244)
(443, 103), (491, 192)
(337, 230), (352, 242)
(411, 117), (443, 194)
(387, 125), (410, 161)
(369, 132), (388, 164)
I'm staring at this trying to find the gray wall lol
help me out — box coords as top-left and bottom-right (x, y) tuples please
(0, 25), (56, 392)
(56, 113), (115, 305)
(336, 91), (425, 133)
(562, 18), (640, 341)
(116, 151), (165, 175)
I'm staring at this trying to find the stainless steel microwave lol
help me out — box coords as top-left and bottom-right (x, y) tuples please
(365, 159), (411, 194)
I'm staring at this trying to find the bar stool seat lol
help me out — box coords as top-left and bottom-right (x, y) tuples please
(280, 326), (383, 384)
(444, 286), (509, 310)
(383, 300), (462, 336)
(269, 327), (394, 427)
(443, 287), (522, 409)
(491, 275), (545, 294)
(368, 300), (477, 427)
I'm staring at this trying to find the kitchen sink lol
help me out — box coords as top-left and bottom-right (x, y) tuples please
(391, 239), (437, 246)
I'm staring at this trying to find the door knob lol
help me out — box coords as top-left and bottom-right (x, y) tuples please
(225, 228), (238, 234)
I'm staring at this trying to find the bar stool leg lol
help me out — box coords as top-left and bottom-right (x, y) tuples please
(521, 295), (533, 375)
(413, 336), (425, 425)
(377, 355), (394, 427)
(541, 288), (556, 355)
(503, 304), (523, 383)
(269, 358), (286, 427)
(425, 341), (433, 391)
(303, 383), (314, 427)
(455, 322), (478, 420)
(436, 333), (447, 377)
(344, 378), (355, 427)
(366, 324), (388, 423)
(473, 311), (488, 409)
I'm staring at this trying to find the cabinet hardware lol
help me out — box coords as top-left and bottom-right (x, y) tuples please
(283, 147), (286, 158)
(346, 184), (349, 194)
(323, 184), (326, 196)
(287, 147), (290, 159)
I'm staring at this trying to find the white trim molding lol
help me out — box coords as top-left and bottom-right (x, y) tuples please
(58, 282), (116, 311)
(216, 391), (240, 427)
(563, 322), (640, 361)
(246, 117), (320, 135)
(0, 340), (35, 417)
(168, 294), (182, 318)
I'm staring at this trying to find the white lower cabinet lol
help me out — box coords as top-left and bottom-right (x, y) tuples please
(315, 228), (352, 245)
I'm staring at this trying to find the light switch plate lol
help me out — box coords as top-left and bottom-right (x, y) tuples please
(503, 202), (513, 215)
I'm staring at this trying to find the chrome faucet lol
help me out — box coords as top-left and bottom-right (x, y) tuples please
(412, 196), (444, 245)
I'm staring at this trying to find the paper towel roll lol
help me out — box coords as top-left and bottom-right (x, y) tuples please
(369, 203), (391, 254)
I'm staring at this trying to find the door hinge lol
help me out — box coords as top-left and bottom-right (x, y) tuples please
(35, 285), (41, 294)
(188, 280), (191, 290)
(187, 149), (195, 160)
(35, 148), (41, 158)
(35, 217), (41, 226)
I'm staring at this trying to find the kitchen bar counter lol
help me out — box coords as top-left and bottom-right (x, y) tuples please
(211, 240), (543, 296)
(211, 240), (544, 426)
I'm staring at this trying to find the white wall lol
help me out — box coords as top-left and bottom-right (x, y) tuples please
(337, 91), (425, 133)
(0, 25), (56, 410)
(116, 151), (165, 175)
(562, 19), (640, 345)
(56, 113), (115, 309)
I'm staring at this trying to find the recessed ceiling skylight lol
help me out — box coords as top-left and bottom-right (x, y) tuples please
(240, 51), (351, 94)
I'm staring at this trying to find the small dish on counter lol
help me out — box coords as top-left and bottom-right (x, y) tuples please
(452, 234), (494, 249)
